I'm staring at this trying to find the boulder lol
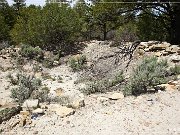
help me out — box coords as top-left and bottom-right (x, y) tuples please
(55, 106), (75, 117)
(22, 99), (39, 111)
(109, 92), (124, 100)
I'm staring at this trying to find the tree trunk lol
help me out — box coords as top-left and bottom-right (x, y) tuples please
(103, 23), (107, 41)
(170, 4), (180, 44)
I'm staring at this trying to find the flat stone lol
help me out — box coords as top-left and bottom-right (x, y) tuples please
(32, 108), (44, 114)
(55, 106), (75, 117)
(156, 84), (177, 91)
(109, 93), (124, 100)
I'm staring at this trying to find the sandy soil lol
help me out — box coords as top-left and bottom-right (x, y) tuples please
(1, 90), (180, 135)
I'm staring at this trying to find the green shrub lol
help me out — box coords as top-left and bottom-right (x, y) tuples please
(169, 65), (180, 75)
(69, 55), (87, 71)
(0, 13), (10, 42)
(20, 44), (43, 61)
(31, 87), (50, 103)
(124, 56), (168, 96)
(81, 71), (124, 95)
(42, 57), (54, 68)
(10, 73), (41, 103)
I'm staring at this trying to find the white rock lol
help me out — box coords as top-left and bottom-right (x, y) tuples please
(71, 98), (85, 109)
(97, 97), (109, 102)
(171, 55), (180, 62)
(22, 99), (39, 110)
(32, 108), (44, 114)
(109, 93), (124, 100)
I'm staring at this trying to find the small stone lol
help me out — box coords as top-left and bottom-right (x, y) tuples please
(54, 88), (64, 96)
(20, 111), (30, 117)
(55, 106), (75, 117)
(109, 92), (124, 100)
(53, 61), (59, 66)
(97, 97), (109, 102)
(154, 52), (162, 57)
(33, 131), (38, 134)
(32, 108), (44, 114)
(71, 98), (85, 109)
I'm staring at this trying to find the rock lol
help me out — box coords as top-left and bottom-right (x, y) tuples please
(39, 103), (48, 109)
(162, 51), (169, 56)
(55, 106), (75, 117)
(55, 88), (64, 96)
(166, 45), (179, 54)
(170, 45), (179, 53)
(154, 52), (162, 57)
(34, 72), (42, 79)
(20, 111), (30, 117)
(19, 117), (26, 127)
(171, 55), (180, 62)
(156, 84), (177, 91)
(168, 80), (178, 86)
(10, 119), (20, 128)
(53, 61), (59, 66)
(147, 41), (160, 46)
(149, 44), (169, 51)
(22, 99), (39, 111)
(71, 98), (85, 109)
(137, 49), (145, 56)
(97, 96), (109, 102)
(32, 108), (44, 114)
(109, 92), (124, 100)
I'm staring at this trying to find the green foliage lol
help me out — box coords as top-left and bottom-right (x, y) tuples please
(124, 56), (168, 96)
(11, 4), (81, 52)
(31, 86), (50, 103)
(137, 10), (169, 41)
(10, 73), (41, 103)
(0, 13), (9, 41)
(169, 65), (180, 75)
(20, 44), (43, 61)
(69, 55), (87, 71)
(81, 71), (124, 95)
(115, 22), (138, 42)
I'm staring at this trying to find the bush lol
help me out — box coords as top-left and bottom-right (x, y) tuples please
(0, 13), (10, 42)
(169, 65), (180, 75)
(69, 55), (87, 71)
(81, 71), (124, 95)
(10, 73), (41, 103)
(20, 44), (44, 61)
(31, 87), (50, 103)
(124, 56), (168, 96)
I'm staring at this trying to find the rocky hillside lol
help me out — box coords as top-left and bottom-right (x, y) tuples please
(0, 41), (180, 134)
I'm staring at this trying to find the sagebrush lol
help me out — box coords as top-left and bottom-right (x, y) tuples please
(123, 56), (168, 96)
